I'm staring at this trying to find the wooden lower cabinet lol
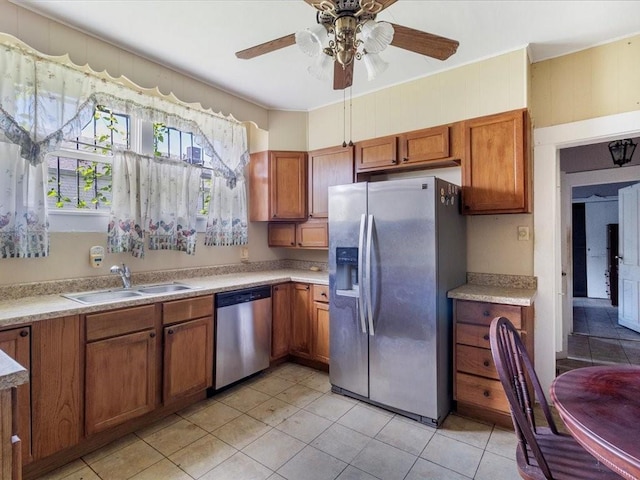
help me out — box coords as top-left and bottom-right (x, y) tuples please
(31, 316), (82, 461)
(85, 306), (158, 436)
(453, 299), (534, 427)
(284, 283), (330, 365)
(271, 283), (292, 361)
(162, 296), (214, 404)
(0, 326), (31, 464)
(290, 283), (312, 358)
(311, 285), (330, 365)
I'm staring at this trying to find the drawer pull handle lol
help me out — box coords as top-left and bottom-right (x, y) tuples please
(321, 292), (327, 297)
(483, 360), (490, 367)
(483, 334), (489, 341)
(483, 390), (490, 398)
(483, 311), (490, 317)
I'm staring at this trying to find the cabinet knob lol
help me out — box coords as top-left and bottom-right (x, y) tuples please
(321, 292), (327, 297)
(168, 329), (174, 335)
(390, 159), (397, 165)
(403, 157), (409, 162)
(298, 243), (302, 246)
(290, 242), (295, 246)
(150, 332), (156, 338)
(309, 214), (313, 217)
(483, 390), (490, 398)
(19, 330), (28, 337)
(483, 311), (490, 316)
(483, 360), (490, 367)
(274, 286), (279, 291)
(483, 334), (489, 341)
(306, 286), (310, 290)
(273, 214), (277, 218)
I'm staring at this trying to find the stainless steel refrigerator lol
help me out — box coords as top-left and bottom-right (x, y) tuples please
(328, 176), (466, 426)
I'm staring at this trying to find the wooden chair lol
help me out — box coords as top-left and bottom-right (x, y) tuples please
(489, 316), (621, 480)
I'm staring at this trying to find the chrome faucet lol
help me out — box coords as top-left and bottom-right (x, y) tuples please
(110, 263), (132, 289)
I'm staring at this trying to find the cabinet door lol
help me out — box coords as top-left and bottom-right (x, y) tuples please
(296, 220), (328, 249)
(462, 109), (530, 214)
(355, 135), (398, 172)
(85, 329), (157, 435)
(308, 145), (354, 218)
(268, 223), (296, 247)
(290, 283), (311, 358)
(0, 327), (31, 464)
(398, 125), (450, 165)
(271, 283), (292, 361)
(31, 316), (82, 460)
(270, 151), (307, 220)
(163, 317), (213, 404)
(312, 301), (330, 364)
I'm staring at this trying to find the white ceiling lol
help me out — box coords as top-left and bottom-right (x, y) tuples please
(15, 0), (640, 112)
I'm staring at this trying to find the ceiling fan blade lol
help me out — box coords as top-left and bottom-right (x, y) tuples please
(389, 23), (459, 61)
(334, 61), (354, 90)
(236, 33), (296, 60)
(375, 0), (398, 12)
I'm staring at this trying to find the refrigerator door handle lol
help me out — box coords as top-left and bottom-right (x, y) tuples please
(365, 214), (375, 336)
(357, 213), (367, 334)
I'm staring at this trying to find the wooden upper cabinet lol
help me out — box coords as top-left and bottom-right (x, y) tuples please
(308, 145), (354, 218)
(268, 223), (297, 247)
(462, 109), (530, 214)
(399, 125), (450, 165)
(355, 135), (398, 172)
(249, 150), (308, 221)
(296, 220), (328, 248)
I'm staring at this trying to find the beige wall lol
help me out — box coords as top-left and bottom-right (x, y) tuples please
(531, 33), (640, 128)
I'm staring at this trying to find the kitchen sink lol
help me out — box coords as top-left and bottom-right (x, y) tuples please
(62, 282), (200, 304)
(63, 289), (146, 304)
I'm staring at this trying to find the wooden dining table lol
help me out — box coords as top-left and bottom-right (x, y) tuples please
(550, 365), (640, 480)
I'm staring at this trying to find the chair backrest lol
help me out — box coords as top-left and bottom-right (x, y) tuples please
(489, 316), (559, 479)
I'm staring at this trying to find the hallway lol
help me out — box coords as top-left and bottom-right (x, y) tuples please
(557, 297), (640, 374)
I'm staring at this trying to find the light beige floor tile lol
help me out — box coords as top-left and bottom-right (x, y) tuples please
(267, 474), (287, 480)
(90, 439), (164, 480)
(299, 371), (332, 393)
(250, 375), (297, 396)
(275, 409), (332, 443)
(177, 397), (218, 418)
(135, 413), (181, 438)
(278, 445), (347, 480)
(335, 465), (379, 480)
(272, 363), (316, 382)
(311, 423), (370, 463)
(128, 458), (192, 480)
(219, 386), (272, 412)
(247, 397), (300, 427)
(82, 433), (139, 465)
(304, 393), (355, 421)
(405, 458), (469, 480)
(140, 418), (207, 456)
(242, 428), (305, 471)
(35, 459), (87, 480)
(437, 414), (493, 449)
(37, 464), (101, 480)
(485, 426), (518, 459)
(168, 434), (236, 478)
(275, 384), (324, 408)
(200, 451), (273, 480)
(351, 439), (417, 480)
(375, 416), (435, 456)
(337, 404), (392, 437)
(213, 414), (272, 449)
(185, 401), (243, 432)
(420, 433), (483, 478)
(474, 450), (520, 480)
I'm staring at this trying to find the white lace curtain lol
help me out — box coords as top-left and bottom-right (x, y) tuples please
(0, 36), (250, 258)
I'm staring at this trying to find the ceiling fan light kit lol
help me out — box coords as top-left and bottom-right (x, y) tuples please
(236, 0), (460, 90)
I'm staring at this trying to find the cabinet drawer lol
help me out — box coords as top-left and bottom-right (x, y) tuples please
(313, 284), (329, 303)
(456, 344), (498, 380)
(456, 300), (522, 329)
(456, 372), (509, 412)
(163, 295), (213, 325)
(456, 323), (491, 349)
(86, 305), (156, 341)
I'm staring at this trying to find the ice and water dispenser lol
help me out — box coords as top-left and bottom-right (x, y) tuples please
(335, 247), (359, 297)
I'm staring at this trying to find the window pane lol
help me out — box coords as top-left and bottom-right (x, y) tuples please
(47, 156), (112, 210)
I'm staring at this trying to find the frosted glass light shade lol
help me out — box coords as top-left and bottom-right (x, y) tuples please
(360, 20), (394, 54)
(308, 52), (333, 80)
(363, 52), (388, 80)
(295, 25), (327, 57)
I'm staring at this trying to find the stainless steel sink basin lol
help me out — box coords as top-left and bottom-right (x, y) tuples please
(135, 283), (196, 294)
(63, 289), (146, 304)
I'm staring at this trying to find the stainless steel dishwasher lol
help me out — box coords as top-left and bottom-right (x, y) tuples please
(215, 285), (272, 389)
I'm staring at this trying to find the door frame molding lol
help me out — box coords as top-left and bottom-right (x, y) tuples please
(534, 110), (640, 394)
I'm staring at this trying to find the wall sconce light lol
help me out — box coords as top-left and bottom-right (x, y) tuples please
(608, 138), (637, 167)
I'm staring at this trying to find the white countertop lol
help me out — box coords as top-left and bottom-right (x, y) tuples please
(0, 269), (329, 328)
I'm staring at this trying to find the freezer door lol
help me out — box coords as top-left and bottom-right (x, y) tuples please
(367, 177), (439, 419)
(329, 182), (369, 398)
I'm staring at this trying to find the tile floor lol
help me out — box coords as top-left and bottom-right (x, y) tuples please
(557, 297), (640, 373)
(36, 362), (522, 480)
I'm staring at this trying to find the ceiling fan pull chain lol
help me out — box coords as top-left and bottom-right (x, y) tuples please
(342, 88), (347, 148)
(349, 86), (354, 147)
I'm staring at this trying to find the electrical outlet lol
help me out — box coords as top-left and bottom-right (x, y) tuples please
(241, 247), (249, 261)
(518, 226), (530, 241)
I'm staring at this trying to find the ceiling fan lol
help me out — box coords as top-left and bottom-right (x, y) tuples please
(235, 0), (459, 90)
